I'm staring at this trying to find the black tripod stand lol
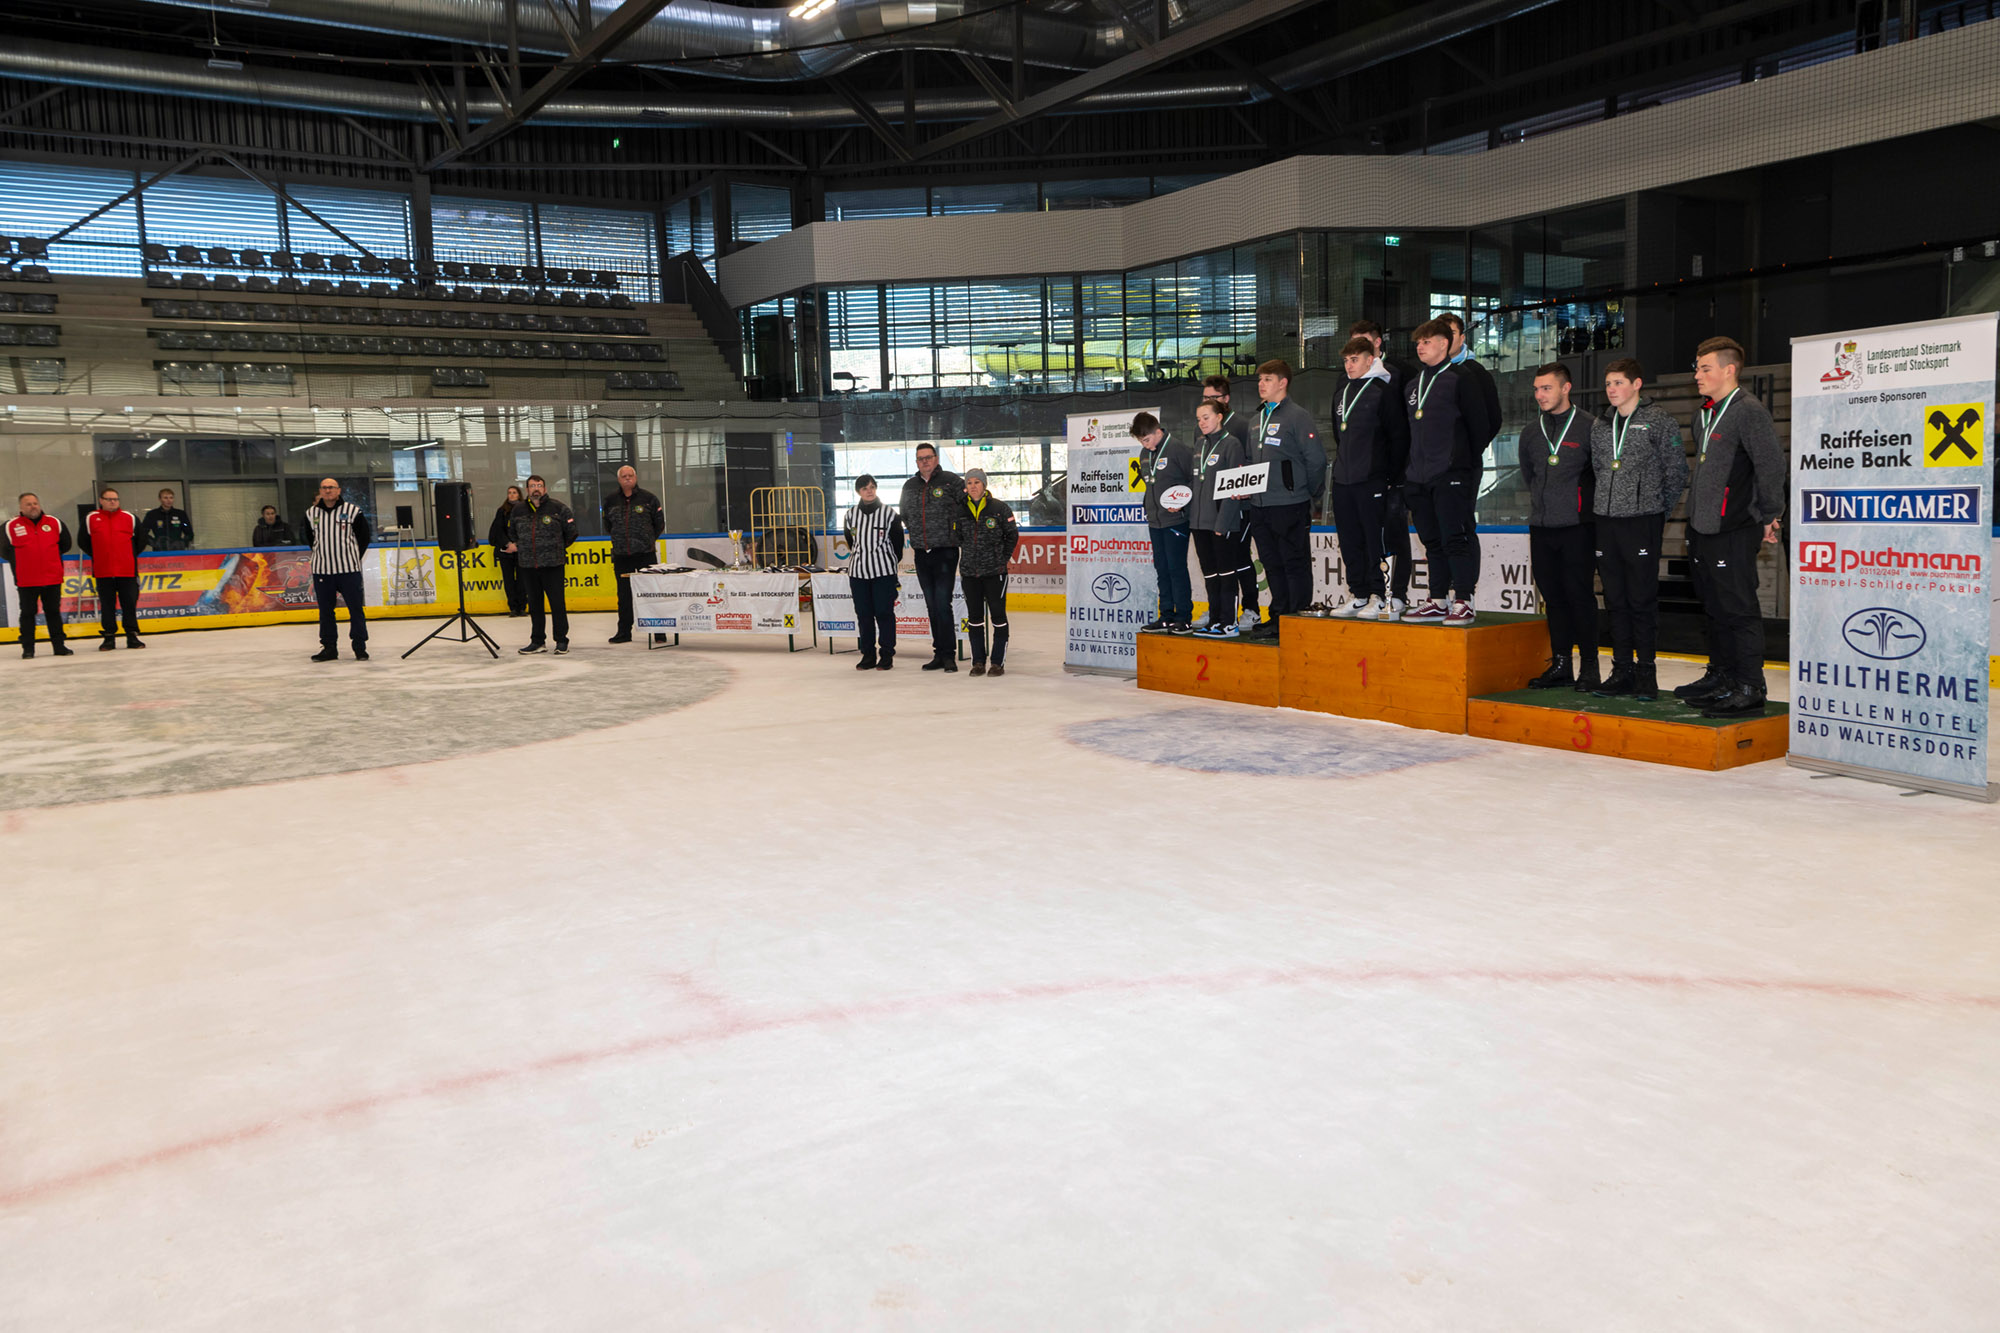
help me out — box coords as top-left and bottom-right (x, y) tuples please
(403, 551), (500, 659)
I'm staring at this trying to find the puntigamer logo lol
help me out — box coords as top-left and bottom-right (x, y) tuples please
(1798, 486), (1979, 525)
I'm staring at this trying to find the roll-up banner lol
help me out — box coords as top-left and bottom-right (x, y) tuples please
(1788, 312), (1997, 802)
(1064, 409), (1158, 676)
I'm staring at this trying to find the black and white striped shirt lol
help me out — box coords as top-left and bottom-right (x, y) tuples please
(845, 502), (902, 580)
(305, 500), (367, 575)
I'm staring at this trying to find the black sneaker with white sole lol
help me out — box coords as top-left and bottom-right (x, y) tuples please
(518, 642), (546, 655)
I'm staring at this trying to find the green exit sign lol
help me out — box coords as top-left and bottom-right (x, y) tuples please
(980, 444), (994, 451)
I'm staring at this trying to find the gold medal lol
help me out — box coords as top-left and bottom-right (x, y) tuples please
(1414, 409), (1424, 420)
(1612, 461), (1621, 471)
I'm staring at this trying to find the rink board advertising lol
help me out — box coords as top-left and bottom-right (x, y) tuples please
(1788, 312), (1997, 802)
(1063, 407), (1159, 676)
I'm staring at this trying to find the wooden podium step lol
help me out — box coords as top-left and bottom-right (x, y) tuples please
(1136, 630), (1281, 707)
(1467, 689), (1790, 770)
(1277, 612), (1551, 734)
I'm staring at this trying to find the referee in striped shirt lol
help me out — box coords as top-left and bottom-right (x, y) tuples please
(305, 477), (372, 662)
(844, 474), (904, 670)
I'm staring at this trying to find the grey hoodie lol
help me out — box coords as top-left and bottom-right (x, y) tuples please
(1589, 399), (1689, 519)
(1247, 397), (1327, 507)
(1188, 425), (1250, 532)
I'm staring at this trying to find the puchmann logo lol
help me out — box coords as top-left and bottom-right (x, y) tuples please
(1797, 542), (1984, 575)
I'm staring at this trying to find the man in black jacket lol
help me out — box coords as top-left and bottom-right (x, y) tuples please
(1519, 362), (1599, 688)
(506, 474), (579, 655)
(1199, 375), (1261, 627)
(1351, 320), (1418, 613)
(1134, 411), (1196, 632)
(252, 506), (293, 547)
(1326, 336), (1409, 619)
(1403, 319), (1499, 626)
(139, 488), (195, 552)
(957, 469), (1020, 676)
(602, 464), (666, 644)
(898, 443), (964, 671)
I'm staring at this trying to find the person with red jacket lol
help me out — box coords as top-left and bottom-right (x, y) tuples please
(3, 492), (74, 658)
(79, 485), (145, 651)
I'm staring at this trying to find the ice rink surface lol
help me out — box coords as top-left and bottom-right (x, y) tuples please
(3, 612), (1997, 1331)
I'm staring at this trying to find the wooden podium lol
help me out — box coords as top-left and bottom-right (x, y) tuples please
(1468, 689), (1789, 770)
(1135, 631), (1281, 708)
(1277, 612), (1550, 734)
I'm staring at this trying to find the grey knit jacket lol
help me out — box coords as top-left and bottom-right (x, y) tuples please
(1589, 400), (1689, 519)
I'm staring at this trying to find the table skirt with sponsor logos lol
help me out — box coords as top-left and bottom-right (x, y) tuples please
(808, 572), (968, 654)
(630, 571), (812, 647)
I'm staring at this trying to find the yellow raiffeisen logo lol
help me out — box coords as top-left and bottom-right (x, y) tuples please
(1924, 404), (1983, 468)
(1125, 457), (1146, 491)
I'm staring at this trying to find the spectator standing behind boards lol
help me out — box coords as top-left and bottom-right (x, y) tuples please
(1586, 358), (1688, 702)
(844, 474), (904, 672)
(140, 487), (194, 551)
(79, 486), (144, 651)
(3, 492), (74, 658)
(489, 485), (527, 616)
(898, 442), (965, 672)
(506, 473), (578, 655)
(252, 505), (293, 547)
(303, 477), (373, 663)
(1132, 411), (1195, 634)
(957, 469), (1020, 677)
(602, 464), (666, 645)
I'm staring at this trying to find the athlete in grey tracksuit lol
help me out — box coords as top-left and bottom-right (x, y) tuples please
(1188, 409), (1252, 629)
(1588, 389), (1688, 698)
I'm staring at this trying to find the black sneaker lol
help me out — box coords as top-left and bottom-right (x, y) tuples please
(311, 648), (338, 662)
(553, 642), (569, 655)
(354, 648), (370, 662)
(1140, 618), (1169, 632)
(943, 658), (958, 672)
(518, 642), (547, 655)
(1632, 663), (1658, 702)
(876, 655), (894, 671)
(126, 638), (146, 649)
(1526, 656), (1573, 690)
(1701, 684), (1768, 718)
(856, 656), (878, 671)
(20, 649), (33, 659)
(1673, 667), (1726, 700)
(608, 632), (632, 644)
(99, 639), (116, 651)
(1680, 679), (1735, 708)
(1592, 665), (1636, 697)
(52, 644), (73, 657)
(921, 657), (948, 671)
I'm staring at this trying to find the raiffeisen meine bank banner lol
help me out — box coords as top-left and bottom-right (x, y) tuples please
(1064, 409), (1157, 675)
(1789, 311), (1996, 802)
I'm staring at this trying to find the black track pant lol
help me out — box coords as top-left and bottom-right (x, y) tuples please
(1191, 529), (1253, 625)
(1326, 481), (1387, 600)
(613, 552), (650, 635)
(497, 552), (525, 613)
(1594, 512), (1664, 667)
(962, 573), (1008, 665)
(1529, 523), (1597, 660)
(16, 584), (64, 650)
(314, 571), (367, 650)
(850, 573), (897, 662)
(1383, 488), (1413, 601)
(96, 575), (140, 641)
(521, 565), (569, 646)
(1246, 501), (1312, 618)
(1405, 470), (1480, 601)
(914, 546), (959, 661)
(1688, 524), (1765, 688)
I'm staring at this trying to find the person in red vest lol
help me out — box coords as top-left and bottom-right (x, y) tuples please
(3, 492), (74, 658)
(79, 485), (146, 651)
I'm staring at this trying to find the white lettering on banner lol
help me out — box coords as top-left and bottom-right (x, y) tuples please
(1064, 421), (1158, 676)
(1212, 462), (1270, 499)
(1789, 312), (1997, 798)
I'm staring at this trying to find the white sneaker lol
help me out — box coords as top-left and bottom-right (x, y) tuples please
(1329, 597), (1368, 618)
(1403, 599), (1446, 622)
(1379, 597), (1405, 621)
(1357, 595), (1384, 619)
(1237, 609), (1261, 631)
(1443, 600), (1477, 627)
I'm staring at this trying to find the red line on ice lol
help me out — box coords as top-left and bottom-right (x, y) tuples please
(4, 963), (1995, 1208)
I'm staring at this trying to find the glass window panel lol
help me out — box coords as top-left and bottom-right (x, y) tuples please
(1041, 177), (1148, 210)
(539, 202), (660, 300)
(731, 183), (793, 246)
(825, 187), (927, 221)
(284, 184), (412, 260)
(931, 182), (1036, 215)
(431, 196), (533, 267)
(0, 161), (140, 274)
(142, 173), (284, 250)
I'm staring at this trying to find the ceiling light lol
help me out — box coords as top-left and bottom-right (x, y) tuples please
(291, 437), (329, 452)
(207, 57), (245, 71)
(146, 438), (168, 454)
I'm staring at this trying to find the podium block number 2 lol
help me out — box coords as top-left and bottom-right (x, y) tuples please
(1195, 654), (1210, 682)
